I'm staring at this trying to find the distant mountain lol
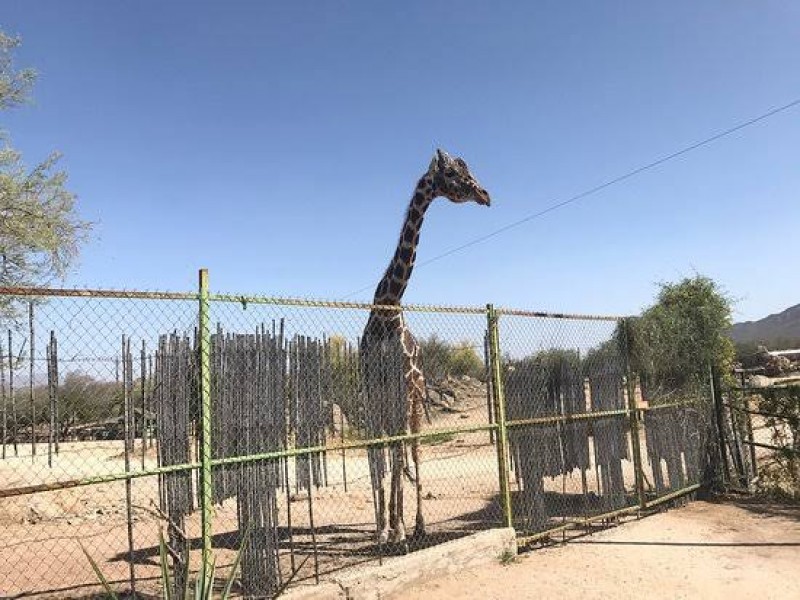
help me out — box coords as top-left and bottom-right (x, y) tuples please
(730, 303), (800, 346)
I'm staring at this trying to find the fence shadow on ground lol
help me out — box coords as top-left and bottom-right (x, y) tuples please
(719, 494), (800, 523)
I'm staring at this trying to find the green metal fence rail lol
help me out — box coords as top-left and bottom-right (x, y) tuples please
(0, 271), (716, 598)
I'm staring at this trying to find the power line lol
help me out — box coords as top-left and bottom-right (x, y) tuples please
(342, 96), (800, 300)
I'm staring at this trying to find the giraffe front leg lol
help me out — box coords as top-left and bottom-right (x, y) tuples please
(410, 383), (426, 540)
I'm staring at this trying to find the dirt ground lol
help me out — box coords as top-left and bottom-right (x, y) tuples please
(395, 497), (800, 600)
(4, 376), (787, 599)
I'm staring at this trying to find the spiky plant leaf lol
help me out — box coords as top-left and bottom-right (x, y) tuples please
(220, 525), (251, 599)
(79, 542), (120, 600)
(158, 529), (173, 600)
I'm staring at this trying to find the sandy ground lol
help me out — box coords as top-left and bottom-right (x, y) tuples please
(0, 431), (506, 598)
(3, 378), (786, 599)
(395, 497), (800, 600)
(0, 386), (697, 599)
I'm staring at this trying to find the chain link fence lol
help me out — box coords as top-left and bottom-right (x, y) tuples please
(0, 276), (715, 598)
(717, 379), (800, 499)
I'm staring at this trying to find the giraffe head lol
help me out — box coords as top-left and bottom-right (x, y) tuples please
(427, 149), (491, 206)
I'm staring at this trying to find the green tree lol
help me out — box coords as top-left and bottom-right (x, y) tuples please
(0, 30), (91, 313)
(630, 276), (735, 394)
(448, 341), (485, 380)
(0, 32), (35, 110)
(326, 335), (361, 431)
(419, 335), (485, 383)
(58, 371), (119, 436)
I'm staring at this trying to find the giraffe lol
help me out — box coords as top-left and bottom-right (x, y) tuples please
(360, 148), (491, 546)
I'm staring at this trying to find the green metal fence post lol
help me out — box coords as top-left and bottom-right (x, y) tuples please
(198, 268), (214, 589)
(487, 304), (513, 529)
(622, 318), (646, 509)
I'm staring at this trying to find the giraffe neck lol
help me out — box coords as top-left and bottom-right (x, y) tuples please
(372, 176), (435, 305)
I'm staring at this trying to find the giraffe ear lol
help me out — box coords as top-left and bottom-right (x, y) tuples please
(435, 148), (452, 169)
(428, 153), (439, 173)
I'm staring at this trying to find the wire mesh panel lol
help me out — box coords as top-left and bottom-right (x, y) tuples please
(496, 311), (642, 539)
(639, 380), (714, 501)
(0, 291), (198, 598)
(0, 290), (505, 597)
(202, 298), (502, 596)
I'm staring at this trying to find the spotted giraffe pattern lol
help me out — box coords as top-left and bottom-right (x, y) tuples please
(361, 149), (490, 545)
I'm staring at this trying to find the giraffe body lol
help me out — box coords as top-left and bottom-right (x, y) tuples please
(360, 149), (490, 546)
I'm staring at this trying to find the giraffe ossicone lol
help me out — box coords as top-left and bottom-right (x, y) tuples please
(360, 148), (491, 547)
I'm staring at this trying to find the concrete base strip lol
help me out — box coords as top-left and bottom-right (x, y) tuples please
(281, 528), (517, 600)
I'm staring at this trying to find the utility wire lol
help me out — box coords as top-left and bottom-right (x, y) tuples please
(342, 97), (800, 300)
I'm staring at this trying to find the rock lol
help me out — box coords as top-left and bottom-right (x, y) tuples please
(749, 375), (771, 388)
(24, 499), (62, 523)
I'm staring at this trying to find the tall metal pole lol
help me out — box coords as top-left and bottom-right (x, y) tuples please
(487, 304), (513, 529)
(198, 268), (214, 589)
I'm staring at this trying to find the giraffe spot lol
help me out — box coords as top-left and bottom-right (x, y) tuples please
(403, 225), (415, 244)
(392, 261), (406, 279)
(399, 245), (412, 263)
(389, 279), (401, 296)
(409, 207), (421, 223)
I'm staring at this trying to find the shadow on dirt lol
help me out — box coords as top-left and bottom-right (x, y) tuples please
(712, 493), (800, 522)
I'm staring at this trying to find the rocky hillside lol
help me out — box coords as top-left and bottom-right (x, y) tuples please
(730, 303), (800, 345)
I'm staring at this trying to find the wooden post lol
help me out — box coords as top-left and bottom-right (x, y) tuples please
(47, 335), (54, 468)
(1, 336), (6, 460)
(743, 392), (758, 484)
(710, 366), (730, 484)
(29, 302), (35, 459)
(122, 336), (136, 597)
(622, 319), (646, 509)
(484, 330), (495, 445)
(52, 331), (59, 455)
(141, 340), (147, 470)
(9, 330), (17, 456)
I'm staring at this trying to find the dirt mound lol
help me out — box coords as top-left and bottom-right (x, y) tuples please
(426, 375), (487, 415)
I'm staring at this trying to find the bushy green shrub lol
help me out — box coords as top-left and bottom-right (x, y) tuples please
(419, 335), (485, 382)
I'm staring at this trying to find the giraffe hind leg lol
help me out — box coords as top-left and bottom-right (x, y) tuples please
(389, 444), (408, 548)
(411, 436), (425, 539)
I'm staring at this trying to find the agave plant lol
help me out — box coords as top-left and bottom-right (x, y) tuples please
(80, 527), (249, 600)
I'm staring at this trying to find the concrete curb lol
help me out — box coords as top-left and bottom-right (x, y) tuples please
(281, 527), (517, 600)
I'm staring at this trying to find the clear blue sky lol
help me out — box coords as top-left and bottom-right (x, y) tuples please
(3, 2), (799, 322)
